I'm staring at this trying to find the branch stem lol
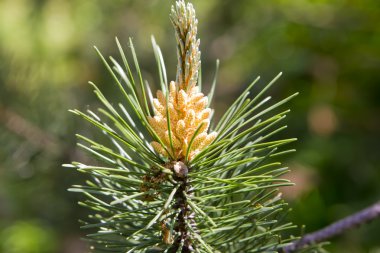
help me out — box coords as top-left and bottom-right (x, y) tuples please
(282, 201), (380, 252)
(168, 174), (197, 253)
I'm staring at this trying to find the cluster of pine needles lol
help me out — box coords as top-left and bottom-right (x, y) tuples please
(65, 1), (327, 252)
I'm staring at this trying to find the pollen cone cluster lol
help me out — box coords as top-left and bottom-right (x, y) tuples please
(148, 0), (217, 162)
(148, 81), (217, 161)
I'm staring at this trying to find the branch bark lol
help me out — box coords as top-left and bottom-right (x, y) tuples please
(282, 201), (380, 252)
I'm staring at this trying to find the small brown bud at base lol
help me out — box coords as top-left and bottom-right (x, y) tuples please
(173, 161), (188, 178)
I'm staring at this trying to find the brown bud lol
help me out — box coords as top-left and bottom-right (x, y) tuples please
(173, 161), (188, 178)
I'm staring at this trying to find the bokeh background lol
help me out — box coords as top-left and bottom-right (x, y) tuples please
(0, 0), (379, 252)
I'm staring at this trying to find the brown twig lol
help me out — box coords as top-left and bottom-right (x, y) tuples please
(0, 105), (61, 155)
(282, 201), (380, 252)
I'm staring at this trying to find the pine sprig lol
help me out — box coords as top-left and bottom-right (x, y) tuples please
(65, 0), (317, 252)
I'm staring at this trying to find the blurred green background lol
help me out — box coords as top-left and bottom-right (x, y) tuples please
(0, 0), (379, 252)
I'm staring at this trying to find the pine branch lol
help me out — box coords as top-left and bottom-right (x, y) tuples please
(282, 201), (380, 252)
(68, 1), (304, 252)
